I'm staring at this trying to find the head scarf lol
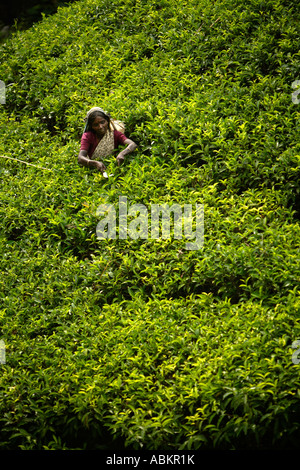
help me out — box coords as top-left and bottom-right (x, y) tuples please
(83, 106), (126, 134)
(84, 107), (110, 132)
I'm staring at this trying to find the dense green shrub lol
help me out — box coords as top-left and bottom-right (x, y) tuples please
(0, 0), (299, 450)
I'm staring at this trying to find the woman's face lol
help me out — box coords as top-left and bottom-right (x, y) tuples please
(92, 115), (108, 137)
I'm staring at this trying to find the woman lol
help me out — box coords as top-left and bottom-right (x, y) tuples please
(78, 107), (137, 174)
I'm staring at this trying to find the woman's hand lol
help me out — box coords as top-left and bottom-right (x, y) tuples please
(115, 139), (137, 166)
(78, 150), (106, 172)
(116, 154), (125, 166)
(95, 161), (106, 172)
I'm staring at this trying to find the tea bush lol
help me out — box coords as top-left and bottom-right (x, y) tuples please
(0, 0), (299, 450)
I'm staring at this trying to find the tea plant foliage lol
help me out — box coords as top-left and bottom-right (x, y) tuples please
(0, 0), (299, 450)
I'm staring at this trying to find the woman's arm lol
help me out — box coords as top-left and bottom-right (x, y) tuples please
(78, 149), (106, 172)
(116, 138), (137, 166)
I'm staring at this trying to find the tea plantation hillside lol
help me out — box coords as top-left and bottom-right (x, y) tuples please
(0, 0), (299, 450)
